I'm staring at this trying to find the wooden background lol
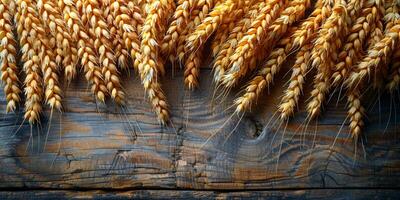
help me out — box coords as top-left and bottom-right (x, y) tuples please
(0, 61), (400, 199)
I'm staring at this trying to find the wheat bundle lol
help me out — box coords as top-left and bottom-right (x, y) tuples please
(0, 0), (399, 140)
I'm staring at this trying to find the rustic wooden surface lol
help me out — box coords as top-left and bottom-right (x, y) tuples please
(0, 64), (400, 198)
(1, 189), (400, 199)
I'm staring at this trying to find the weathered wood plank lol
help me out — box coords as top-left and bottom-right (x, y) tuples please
(0, 67), (399, 190)
(0, 189), (399, 199)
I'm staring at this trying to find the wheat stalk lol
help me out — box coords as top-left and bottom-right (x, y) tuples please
(332, 0), (385, 87)
(279, 43), (314, 120)
(224, 0), (286, 88)
(346, 1), (400, 89)
(83, 0), (125, 105)
(0, 0), (21, 113)
(16, 0), (44, 123)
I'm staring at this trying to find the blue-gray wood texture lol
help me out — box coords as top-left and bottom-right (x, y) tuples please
(0, 68), (399, 197)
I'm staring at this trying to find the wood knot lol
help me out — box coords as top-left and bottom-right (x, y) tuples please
(245, 117), (263, 139)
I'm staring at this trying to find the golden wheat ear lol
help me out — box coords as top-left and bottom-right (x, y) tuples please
(332, 0), (385, 88)
(277, 0), (336, 121)
(279, 43), (314, 121)
(111, 0), (143, 72)
(38, 0), (78, 84)
(346, 1), (400, 90)
(291, 0), (334, 49)
(175, 0), (215, 64)
(15, 0), (44, 124)
(35, 0), (66, 111)
(82, 0), (126, 105)
(138, 0), (176, 124)
(211, 0), (263, 58)
(306, 0), (359, 120)
(106, 0), (130, 71)
(231, 0), (316, 114)
(185, 0), (236, 53)
(347, 88), (365, 140)
(224, 0), (286, 89)
(184, 47), (202, 90)
(62, 0), (109, 103)
(162, 0), (196, 58)
(212, 1), (266, 84)
(227, 0), (311, 87)
(0, 0), (22, 113)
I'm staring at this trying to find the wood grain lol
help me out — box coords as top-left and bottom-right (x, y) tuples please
(0, 67), (399, 190)
(1, 189), (400, 199)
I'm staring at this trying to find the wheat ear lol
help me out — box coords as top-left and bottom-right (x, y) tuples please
(177, 0), (217, 83)
(184, 46), (202, 90)
(37, 0), (77, 84)
(83, 0), (125, 105)
(209, 0), (250, 55)
(210, 0), (259, 57)
(276, 0), (336, 119)
(347, 88), (365, 140)
(39, 36), (63, 111)
(16, 0), (44, 123)
(212, 1), (265, 83)
(310, 0), (348, 77)
(371, 0), (399, 88)
(346, 1), (400, 89)
(234, 29), (297, 113)
(224, 0), (286, 88)
(185, 0), (237, 53)
(63, 0), (108, 102)
(122, 0), (143, 71)
(306, 0), (350, 120)
(279, 43), (314, 120)
(139, 0), (174, 124)
(162, 0), (196, 61)
(34, 0), (64, 110)
(175, 0), (214, 63)
(332, 0), (385, 87)
(266, 0), (311, 43)
(291, 0), (334, 49)
(225, 0), (311, 88)
(102, 0), (128, 70)
(0, 0), (21, 113)
(210, 18), (235, 58)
